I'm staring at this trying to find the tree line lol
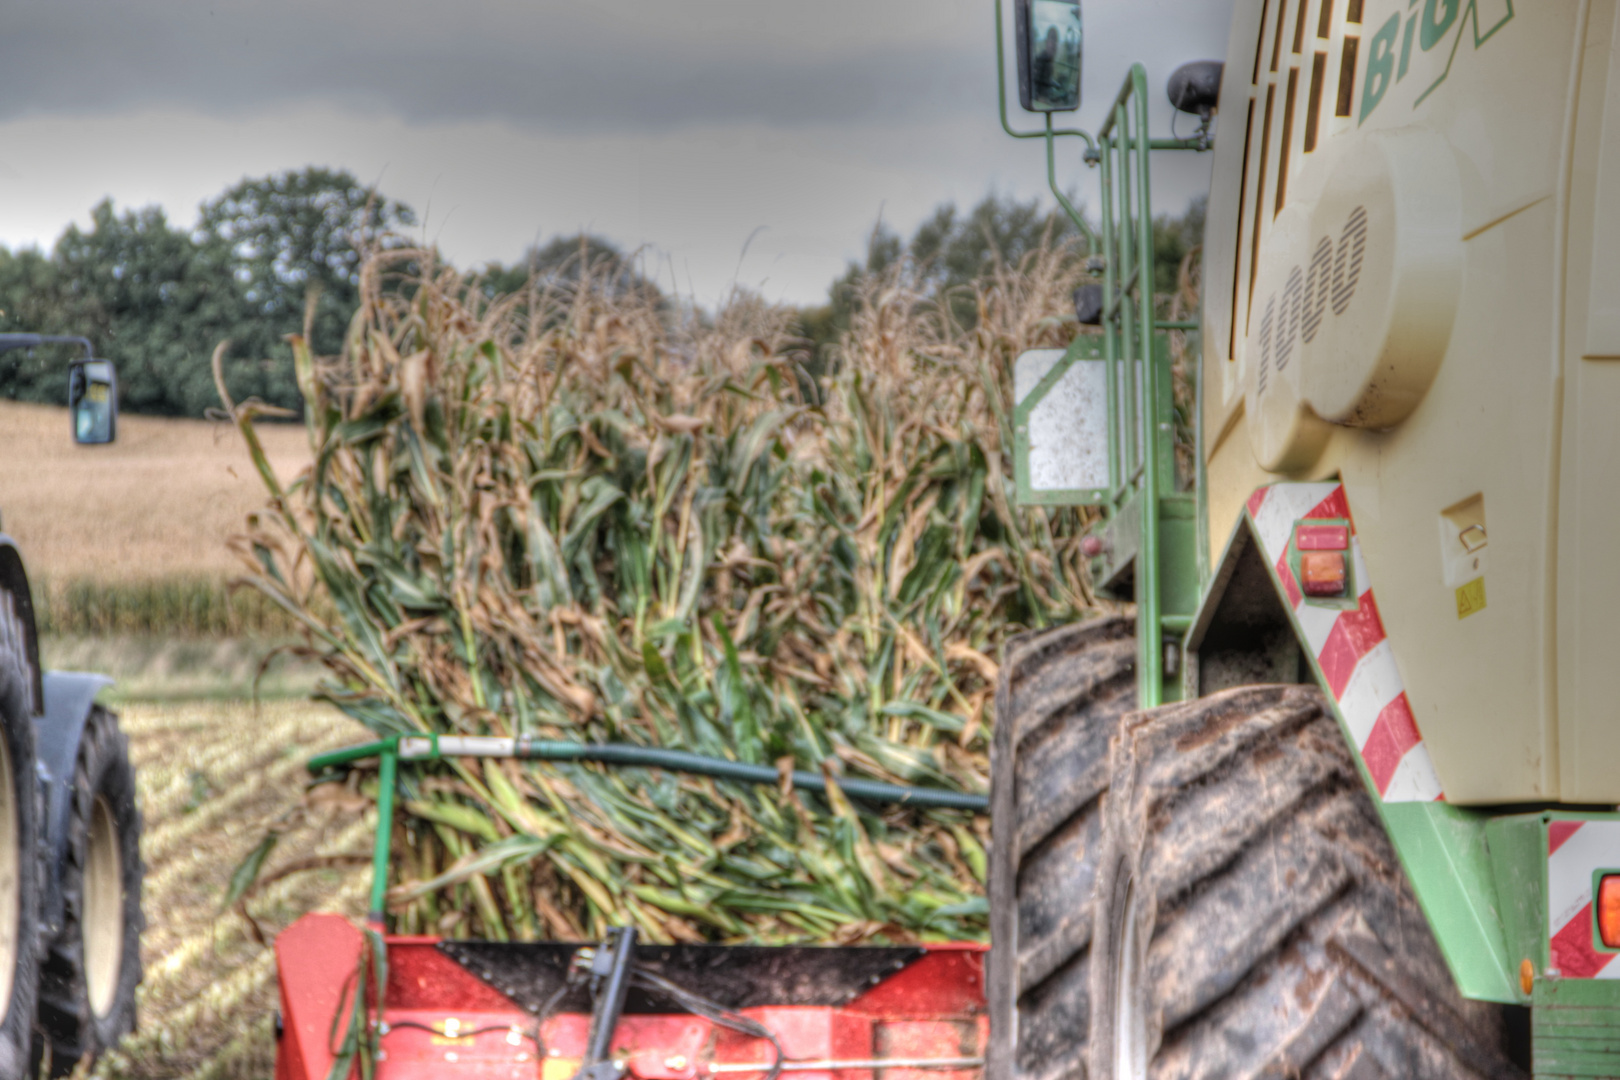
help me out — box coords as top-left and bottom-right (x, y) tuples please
(0, 166), (1205, 418)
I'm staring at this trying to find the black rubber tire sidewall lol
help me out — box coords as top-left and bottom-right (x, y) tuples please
(0, 599), (43, 1080)
(36, 705), (142, 1074)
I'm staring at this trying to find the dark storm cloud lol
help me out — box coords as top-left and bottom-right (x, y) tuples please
(0, 0), (986, 130)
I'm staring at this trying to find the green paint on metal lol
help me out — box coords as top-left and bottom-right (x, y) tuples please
(368, 744), (397, 924)
(309, 736), (398, 773)
(1532, 985), (1620, 1077)
(1097, 70), (1171, 708)
(1486, 813), (1550, 990)
(1536, 978), (1620, 1009)
(1381, 801), (1516, 1004)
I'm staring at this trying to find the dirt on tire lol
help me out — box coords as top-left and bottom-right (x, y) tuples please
(989, 616), (1136, 1080)
(1088, 684), (1526, 1080)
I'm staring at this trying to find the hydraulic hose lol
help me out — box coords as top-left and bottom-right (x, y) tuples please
(308, 735), (988, 812)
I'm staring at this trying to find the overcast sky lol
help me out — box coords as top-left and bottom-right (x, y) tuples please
(0, 0), (1234, 306)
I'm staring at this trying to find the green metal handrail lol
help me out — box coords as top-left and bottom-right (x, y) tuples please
(1097, 64), (1171, 706)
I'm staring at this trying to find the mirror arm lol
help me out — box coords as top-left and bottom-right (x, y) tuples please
(1044, 115), (1099, 249)
(995, 0), (1095, 152)
(994, 0), (1098, 248)
(0, 334), (95, 360)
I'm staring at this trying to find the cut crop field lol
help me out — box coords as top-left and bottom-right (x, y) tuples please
(94, 699), (368, 1080)
(0, 401), (309, 584)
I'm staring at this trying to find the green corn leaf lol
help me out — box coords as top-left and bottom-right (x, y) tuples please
(223, 831), (280, 909)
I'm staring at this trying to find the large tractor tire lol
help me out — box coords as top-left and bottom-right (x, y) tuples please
(36, 705), (143, 1075)
(0, 597), (42, 1080)
(1088, 685), (1525, 1080)
(989, 616), (1136, 1080)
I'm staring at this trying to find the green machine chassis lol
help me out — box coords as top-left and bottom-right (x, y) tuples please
(996, 8), (1620, 1070)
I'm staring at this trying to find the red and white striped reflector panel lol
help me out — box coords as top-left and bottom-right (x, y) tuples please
(1548, 821), (1620, 979)
(1245, 484), (1444, 804)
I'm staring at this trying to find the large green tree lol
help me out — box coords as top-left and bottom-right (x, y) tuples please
(0, 200), (226, 415)
(195, 168), (417, 373)
(0, 169), (417, 416)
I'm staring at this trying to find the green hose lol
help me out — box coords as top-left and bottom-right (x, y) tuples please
(309, 736), (988, 812)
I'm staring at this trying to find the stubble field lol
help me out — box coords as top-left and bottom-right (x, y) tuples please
(95, 700), (367, 1080)
(0, 401), (308, 584)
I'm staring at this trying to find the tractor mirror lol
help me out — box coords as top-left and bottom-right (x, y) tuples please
(1015, 0), (1082, 113)
(68, 359), (117, 445)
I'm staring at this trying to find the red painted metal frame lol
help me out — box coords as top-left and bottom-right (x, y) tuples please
(275, 916), (987, 1080)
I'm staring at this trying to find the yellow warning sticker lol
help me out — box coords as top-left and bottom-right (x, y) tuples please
(1456, 577), (1486, 619)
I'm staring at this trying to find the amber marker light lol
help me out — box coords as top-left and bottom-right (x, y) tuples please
(1300, 551), (1348, 597)
(1598, 874), (1620, 948)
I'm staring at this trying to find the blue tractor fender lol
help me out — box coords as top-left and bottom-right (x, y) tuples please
(35, 671), (112, 940)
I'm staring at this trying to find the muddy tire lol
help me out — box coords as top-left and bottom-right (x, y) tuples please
(989, 616), (1136, 1080)
(0, 596), (42, 1080)
(35, 706), (142, 1076)
(1089, 685), (1525, 1080)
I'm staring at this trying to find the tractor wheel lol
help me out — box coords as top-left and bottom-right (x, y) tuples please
(989, 616), (1136, 1080)
(1088, 684), (1525, 1080)
(36, 706), (143, 1075)
(0, 596), (42, 1080)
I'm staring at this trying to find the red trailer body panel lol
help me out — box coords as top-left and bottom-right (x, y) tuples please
(274, 915), (988, 1080)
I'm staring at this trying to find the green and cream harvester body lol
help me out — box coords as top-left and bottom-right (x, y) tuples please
(990, 0), (1620, 1077)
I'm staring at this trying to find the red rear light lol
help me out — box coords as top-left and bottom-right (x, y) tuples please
(1296, 524), (1349, 551)
(1599, 875), (1620, 948)
(1300, 551), (1348, 597)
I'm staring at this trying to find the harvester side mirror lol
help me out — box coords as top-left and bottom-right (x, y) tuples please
(68, 359), (117, 445)
(1015, 0), (1082, 113)
(1167, 61), (1223, 119)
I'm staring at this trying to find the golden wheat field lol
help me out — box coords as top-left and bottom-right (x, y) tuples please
(0, 401), (310, 584)
(92, 700), (369, 1080)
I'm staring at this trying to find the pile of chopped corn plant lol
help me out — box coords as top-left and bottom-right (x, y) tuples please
(222, 242), (1100, 946)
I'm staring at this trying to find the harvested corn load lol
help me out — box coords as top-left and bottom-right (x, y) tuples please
(224, 244), (1098, 945)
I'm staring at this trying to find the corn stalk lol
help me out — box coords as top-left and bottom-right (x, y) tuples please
(225, 242), (1100, 944)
